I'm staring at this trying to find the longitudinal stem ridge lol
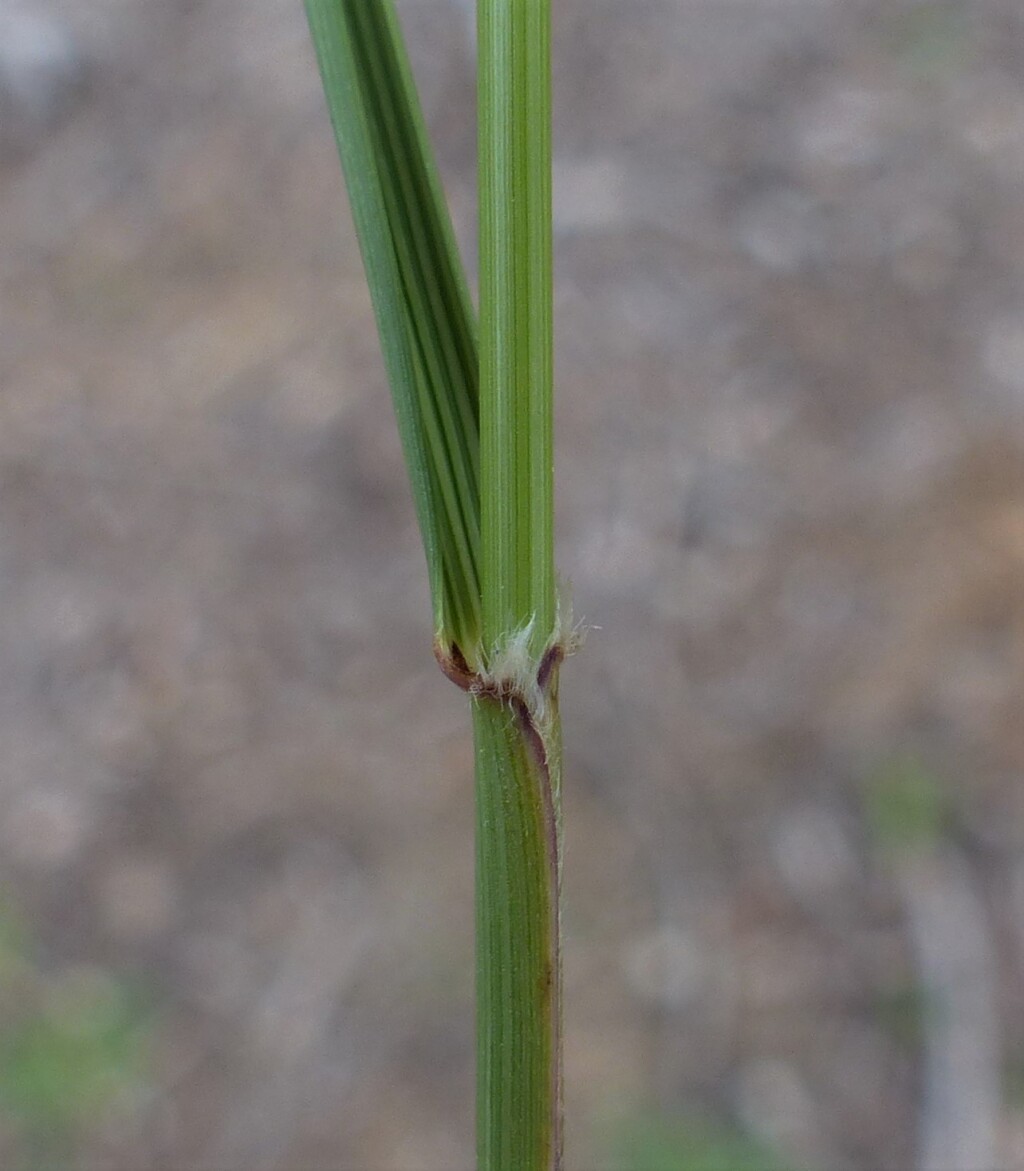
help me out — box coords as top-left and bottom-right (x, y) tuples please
(479, 0), (554, 659)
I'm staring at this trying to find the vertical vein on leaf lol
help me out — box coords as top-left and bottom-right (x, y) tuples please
(306, 0), (481, 657)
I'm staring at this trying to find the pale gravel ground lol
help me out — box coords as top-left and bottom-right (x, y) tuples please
(0, 1), (1022, 1168)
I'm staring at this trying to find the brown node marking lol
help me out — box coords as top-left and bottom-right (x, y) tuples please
(433, 641), (505, 701)
(433, 638), (476, 692)
(434, 636), (566, 708)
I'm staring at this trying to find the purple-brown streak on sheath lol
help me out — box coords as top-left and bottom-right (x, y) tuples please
(510, 690), (563, 1171)
(536, 642), (563, 693)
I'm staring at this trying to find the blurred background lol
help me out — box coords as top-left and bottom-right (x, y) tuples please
(0, 0), (1022, 1167)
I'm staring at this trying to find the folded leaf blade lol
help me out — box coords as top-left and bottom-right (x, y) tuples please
(305, 0), (481, 658)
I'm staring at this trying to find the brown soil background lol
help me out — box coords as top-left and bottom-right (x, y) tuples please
(0, 1), (1022, 1168)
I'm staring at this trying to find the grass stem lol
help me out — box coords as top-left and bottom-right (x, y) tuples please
(305, 3), (563, 1166)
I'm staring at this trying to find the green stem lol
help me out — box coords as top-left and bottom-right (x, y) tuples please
(305, 3), (564, 1166)
(479, 0), (554, 654)
(477, 1), (561, 1169)
(474, 688), (562, 1171)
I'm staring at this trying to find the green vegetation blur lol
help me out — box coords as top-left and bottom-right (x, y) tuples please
(0, 903), (151, 1167)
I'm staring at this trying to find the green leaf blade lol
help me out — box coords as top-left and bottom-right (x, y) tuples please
(305, 0), (481, 658)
